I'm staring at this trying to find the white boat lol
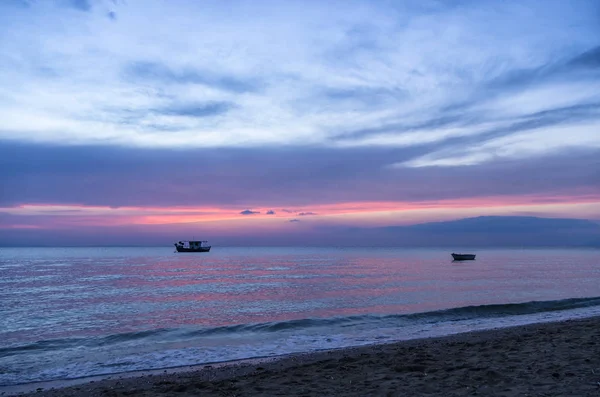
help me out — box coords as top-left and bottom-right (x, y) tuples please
(174, 240), (211, 252)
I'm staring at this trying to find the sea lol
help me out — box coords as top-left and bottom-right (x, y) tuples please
(1, 247), (599, 390)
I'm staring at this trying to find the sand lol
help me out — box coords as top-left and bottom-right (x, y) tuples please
(6, 316), (600, 396)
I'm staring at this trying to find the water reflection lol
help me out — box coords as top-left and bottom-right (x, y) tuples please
(1, 247), (599, 344)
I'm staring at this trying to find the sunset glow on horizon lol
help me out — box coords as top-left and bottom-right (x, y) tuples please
(3, 192), (599, 231)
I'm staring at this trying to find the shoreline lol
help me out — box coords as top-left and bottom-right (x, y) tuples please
(6, 316), (600, 396)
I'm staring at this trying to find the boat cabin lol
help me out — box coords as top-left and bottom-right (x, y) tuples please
(176, 240), (208, 248)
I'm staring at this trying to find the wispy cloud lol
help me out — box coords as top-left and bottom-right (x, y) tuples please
(125, 61), (261, 94)
(401, 121), (600, 168)
(0, 0), (597, 157)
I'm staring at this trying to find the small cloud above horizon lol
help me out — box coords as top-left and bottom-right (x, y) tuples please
(240, 209), (260, 215)
(266, 210), (276, 215)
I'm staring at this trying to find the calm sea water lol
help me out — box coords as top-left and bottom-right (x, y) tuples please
(1, 247), (599, 387)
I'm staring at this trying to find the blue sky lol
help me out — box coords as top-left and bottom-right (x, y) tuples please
(0, 0), (599, 245)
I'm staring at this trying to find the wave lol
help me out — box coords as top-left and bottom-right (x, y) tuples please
(403, 296), (600, 321)
(185, 295), (600, 335)
(3, 296), (600, 358)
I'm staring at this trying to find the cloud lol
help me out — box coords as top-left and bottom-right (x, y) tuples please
(0, 0), (598, 155)
(64, 0), (92, 12)
(125, 61), (260, 94)
(401, 120), (600, 168)
(298, 212), (317, 216)
(566, 45), (600, 69)
(5, 0), (31, 8)
(156, 101), (234, 118)
(240, 209), (260, 215)
(1, 141), (598, 208)
(1, 0), (599, 245)
(266, 210), (276, 215)
(288, 219), (300, 223)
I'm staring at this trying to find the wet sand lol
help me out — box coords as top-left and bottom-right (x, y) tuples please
(8, 316), (600, 396)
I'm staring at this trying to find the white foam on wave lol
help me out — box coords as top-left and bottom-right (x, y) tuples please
(2, 305), (600, 389)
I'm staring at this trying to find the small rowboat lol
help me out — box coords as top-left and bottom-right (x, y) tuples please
(451, 253), (476, 261)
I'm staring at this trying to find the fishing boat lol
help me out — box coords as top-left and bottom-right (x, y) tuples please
(174, 240), (211, 253)
(451, 253), (476, 261)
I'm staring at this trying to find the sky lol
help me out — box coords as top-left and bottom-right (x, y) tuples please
(1, 0), (599, 246)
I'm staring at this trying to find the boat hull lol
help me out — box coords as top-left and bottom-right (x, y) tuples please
(175, 246), (211, 253)
(451, 253), (476, 261)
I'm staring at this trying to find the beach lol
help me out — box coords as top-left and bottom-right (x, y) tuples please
(10, 316), (600, 397)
